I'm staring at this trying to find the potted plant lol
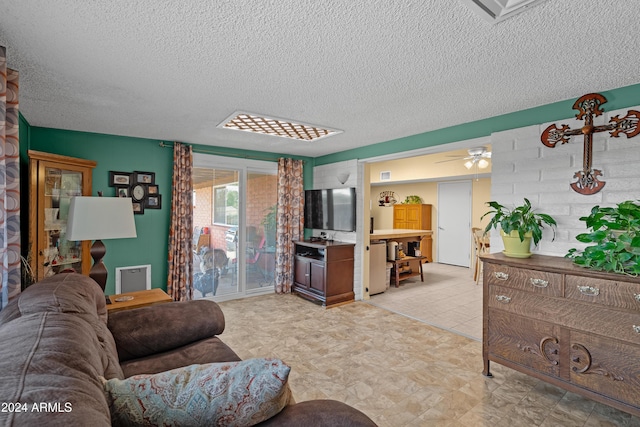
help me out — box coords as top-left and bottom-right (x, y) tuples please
(566, 200), (640, 275)
(481, 198), (557, 258)
(402, 195), (423, 204)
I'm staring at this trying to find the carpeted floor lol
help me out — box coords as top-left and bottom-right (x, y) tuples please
(217, 292), (640, 427)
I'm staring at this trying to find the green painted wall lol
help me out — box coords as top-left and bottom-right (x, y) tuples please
(315, 82), (640, 165)
(28, 127), (173, 294)
(24, 127), (313, 294)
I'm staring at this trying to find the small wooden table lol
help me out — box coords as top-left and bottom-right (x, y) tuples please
(107, 288), (172, 313)
(389, 256), (426, 287)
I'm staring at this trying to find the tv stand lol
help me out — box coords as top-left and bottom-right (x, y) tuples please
(293, 240), (355, 308)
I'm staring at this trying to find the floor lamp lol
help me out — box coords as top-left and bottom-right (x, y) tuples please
(66, 197), (137, 291)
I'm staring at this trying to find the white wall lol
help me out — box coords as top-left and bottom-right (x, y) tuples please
(489, 103), (640, 256)
(311, 159), (363, 301)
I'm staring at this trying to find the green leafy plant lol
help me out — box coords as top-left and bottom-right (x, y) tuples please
(403, 195), (423, 204)
(481, 198), (557, 246)
(566, 200), (640, 275)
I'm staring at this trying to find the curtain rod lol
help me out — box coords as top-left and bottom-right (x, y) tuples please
(159, 141), (306, 163)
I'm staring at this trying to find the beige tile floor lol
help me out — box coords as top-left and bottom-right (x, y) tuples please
(368, 262), (484, 341)
(217, 272), (640, 427)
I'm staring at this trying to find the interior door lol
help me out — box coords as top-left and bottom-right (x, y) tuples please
(437, 181), (472, 267)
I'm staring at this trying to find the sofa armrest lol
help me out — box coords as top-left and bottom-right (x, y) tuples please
(256, 400), (377, 426)
(107, 300), (226, 362)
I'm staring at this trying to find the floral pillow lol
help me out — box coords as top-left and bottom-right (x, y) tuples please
(102, 358), (292, 427)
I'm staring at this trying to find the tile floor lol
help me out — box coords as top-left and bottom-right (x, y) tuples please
(368, 262), (483, 341)
(217, 263), (640, 427)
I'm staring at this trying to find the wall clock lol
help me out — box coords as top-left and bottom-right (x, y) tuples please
(132, 184), (146, 202)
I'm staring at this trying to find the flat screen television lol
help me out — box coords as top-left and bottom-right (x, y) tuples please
(304, 188), (356, 232)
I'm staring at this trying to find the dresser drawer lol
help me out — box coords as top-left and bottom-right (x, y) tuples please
(484, 263), (562, 296)
(565, 275), (640, 311)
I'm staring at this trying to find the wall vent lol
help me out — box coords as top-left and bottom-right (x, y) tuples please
(115, 264), (151, 294)
(380, 171), (391, 181)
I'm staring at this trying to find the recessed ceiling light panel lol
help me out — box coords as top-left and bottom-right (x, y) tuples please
(218, 112), (342, 142)
(460, 0), (548, 23)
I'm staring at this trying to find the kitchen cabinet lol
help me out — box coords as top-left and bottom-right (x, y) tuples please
(28, 150), (96, 281)
(393, 204), (432, 261)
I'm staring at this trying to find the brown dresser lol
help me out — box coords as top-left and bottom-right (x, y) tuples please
(482, 253), (640, 417)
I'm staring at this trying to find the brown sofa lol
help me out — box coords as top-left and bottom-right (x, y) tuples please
(0, 273), (376, 426)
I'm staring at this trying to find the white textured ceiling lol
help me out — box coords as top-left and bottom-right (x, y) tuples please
(1, 1), (639, 158)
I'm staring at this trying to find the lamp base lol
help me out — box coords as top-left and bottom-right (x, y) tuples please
(89, 239), (108, 290)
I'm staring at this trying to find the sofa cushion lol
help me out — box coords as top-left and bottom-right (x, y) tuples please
(0, 312), (111, 426)
(103, 358), (292, 427)
(108, 299), (227, 362)
(120, 335), (241, 377)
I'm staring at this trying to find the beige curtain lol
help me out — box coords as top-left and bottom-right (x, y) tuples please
(167, 142), (193, 301)
(0, 46), (20, 310)
(274, 158), (304, 294)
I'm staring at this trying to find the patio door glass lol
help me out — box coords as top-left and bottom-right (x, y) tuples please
(192, 154), (277, 301)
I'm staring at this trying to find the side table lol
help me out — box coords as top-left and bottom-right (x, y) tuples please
(389, 256), (426, 287)
(107, 288), (172, 313)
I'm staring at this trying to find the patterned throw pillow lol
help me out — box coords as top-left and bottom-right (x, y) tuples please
(102, 358), (292, 427)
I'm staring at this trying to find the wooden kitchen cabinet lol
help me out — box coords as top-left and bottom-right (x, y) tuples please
(393, 204), (432, 261)
(293, 240), (354, 307)
(482, 252), (640, 417)
(28, 150), (96, 281)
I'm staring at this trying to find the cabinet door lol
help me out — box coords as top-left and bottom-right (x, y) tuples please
(569, 331), (640, 407)
(294, 256), (310, 288)
(29, 151), (96, 281)
(487, 308), (560, 377)
(310, 261), (326, 294)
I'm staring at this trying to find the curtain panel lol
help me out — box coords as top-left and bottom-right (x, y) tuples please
(167, 142), (193, 301)
(274, 158), (304, 294)
(0, 46), (20, 310)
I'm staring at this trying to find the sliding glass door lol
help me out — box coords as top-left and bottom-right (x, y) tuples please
(192, 154), (277, 301)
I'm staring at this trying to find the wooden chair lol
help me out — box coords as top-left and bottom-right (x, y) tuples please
(471, 227), (488, 285)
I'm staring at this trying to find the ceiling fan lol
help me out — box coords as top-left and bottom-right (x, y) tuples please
(437, 146), (492, 169)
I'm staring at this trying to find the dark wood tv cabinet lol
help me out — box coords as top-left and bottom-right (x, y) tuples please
(482, 252), (640, 417)
(293, 240), (354, 308)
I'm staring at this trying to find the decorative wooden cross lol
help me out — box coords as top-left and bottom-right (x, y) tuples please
(541, 93), (640, 195)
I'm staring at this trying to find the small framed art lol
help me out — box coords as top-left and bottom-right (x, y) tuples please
(133, 171), (155, 184)
(109, 171), (132, 187)
(116, 186), (129, 198)
(146, 194), (162, 209)
(132, 201), (144, 215)
(148, 184), (159, 195)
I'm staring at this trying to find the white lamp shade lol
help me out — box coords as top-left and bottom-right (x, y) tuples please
(66, 197), (137, 241)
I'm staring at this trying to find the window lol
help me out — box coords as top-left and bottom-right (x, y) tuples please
(213, 183), (239, 226)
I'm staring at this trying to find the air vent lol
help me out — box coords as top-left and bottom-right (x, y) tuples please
(460, 0), (548, 23)
(380, 171), (391, 181)
(218, 112), (342, 142)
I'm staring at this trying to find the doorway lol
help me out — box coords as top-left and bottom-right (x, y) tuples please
(192, 154), (277, 301)
(437, 180), (472, 267)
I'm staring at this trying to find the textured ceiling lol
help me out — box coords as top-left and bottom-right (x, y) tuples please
(1, 1), (639, 158)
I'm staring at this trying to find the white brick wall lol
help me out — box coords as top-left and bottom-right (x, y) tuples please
(489, 104), (640, 257)
(311, 160), (363, 301)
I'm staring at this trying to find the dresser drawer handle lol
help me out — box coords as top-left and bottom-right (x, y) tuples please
(577, 285), (600, 296)
(495, 295), (511, 304)
(530, 278), (549, 288)
(633, 325), (640, 334)
(494, 272), (509, 281)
